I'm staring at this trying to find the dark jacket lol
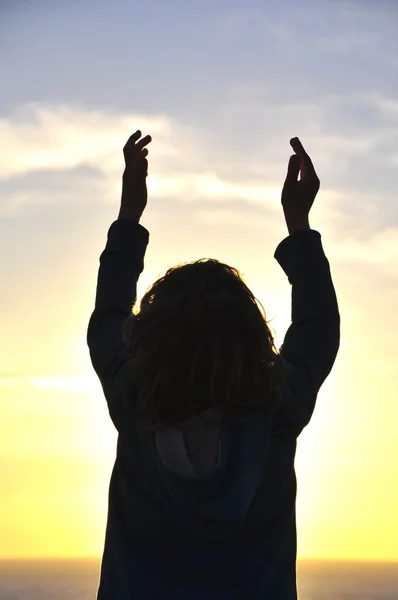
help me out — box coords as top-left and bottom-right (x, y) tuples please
(87, 219), (340, 599)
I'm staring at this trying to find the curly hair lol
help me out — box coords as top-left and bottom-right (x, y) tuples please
(122, 258), (289, 432)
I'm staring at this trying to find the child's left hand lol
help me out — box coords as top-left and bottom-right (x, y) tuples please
(118, 130), (152, 222)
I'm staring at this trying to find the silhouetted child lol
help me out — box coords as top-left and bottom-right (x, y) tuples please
(87, 133), (340, 599)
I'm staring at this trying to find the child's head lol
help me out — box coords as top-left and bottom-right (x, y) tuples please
(123, 258), (288, 431)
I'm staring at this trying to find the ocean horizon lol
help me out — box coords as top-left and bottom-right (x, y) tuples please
(0, 557), (397, 599)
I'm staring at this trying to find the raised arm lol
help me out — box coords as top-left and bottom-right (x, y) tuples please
(87, 131), (152, 428)
(87, 222), (149, 376)
(273, 138), (340, 435)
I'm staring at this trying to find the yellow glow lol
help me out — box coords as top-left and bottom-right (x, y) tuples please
(2, 279), (398, 560)
(1, 175), (398, 560)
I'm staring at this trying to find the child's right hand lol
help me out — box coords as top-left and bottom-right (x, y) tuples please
(281, 137), (320, 224)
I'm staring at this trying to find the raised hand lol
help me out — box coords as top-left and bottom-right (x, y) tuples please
(281, 137), (320, 234)
(118, 130), (152, 223)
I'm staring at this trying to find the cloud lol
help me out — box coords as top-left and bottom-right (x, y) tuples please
(2, 94), (395, 181)
(1, 99), (398, 243)
(0, 103), (289, 220)
(329, 226), (398, 266)
(0, 104), (172, 179)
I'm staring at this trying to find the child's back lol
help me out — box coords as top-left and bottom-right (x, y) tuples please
(87, 136), (340, 599)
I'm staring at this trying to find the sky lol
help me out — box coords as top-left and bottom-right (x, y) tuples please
(1, 0), (398, 561)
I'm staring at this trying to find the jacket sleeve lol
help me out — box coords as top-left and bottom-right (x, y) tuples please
(87, 219), (149, 430)
(273, 229), (340, 436)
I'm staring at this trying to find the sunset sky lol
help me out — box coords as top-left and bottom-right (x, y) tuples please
(1, 0), (398, 561)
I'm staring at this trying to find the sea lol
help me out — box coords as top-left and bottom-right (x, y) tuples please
(0, 558), (397, 599)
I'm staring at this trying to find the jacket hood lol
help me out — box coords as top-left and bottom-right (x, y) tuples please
(139, 409), (274, 537)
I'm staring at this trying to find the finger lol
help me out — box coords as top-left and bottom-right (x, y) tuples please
(141, 148), (149, 157)
(290, 137), (309, 158)
(283, 154), (301, 188)
(129, 130), (142, 143)
(136, 134), (152, 150)
(123, 130), (142, 157)
(124, 130), (141, 147)
(290, 137), (316, 179)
